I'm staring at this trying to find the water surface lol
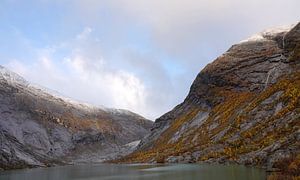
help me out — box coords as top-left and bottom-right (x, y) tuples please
(0, 163), (266, 180)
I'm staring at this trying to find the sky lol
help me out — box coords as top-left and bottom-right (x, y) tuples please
(0, 0), (299, 120)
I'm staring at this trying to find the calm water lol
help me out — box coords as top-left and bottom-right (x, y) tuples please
(0, 163), (266, 180)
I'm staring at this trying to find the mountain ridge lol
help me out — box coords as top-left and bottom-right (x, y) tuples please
(0, 66), (153, 170)
(117, 22), (300, 179)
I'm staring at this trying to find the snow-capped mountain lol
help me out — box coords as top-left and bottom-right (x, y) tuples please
(119, 22), (300, 179)
(0, 66), (153, 170)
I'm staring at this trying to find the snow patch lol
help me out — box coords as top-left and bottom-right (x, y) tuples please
(0, 65), (108, 112)
(0, 65), (28, 86)
(28, 83), (104, 111)
(124, 140), (141, 149)
(240, 24), (295, 43)
(105, 108), (136, 116)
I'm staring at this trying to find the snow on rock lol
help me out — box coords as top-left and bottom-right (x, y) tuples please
(0, 65), (28, 86)
(29, 83), (103, 112)
(125, 140), (141, 149)
(240, 24), (296, 43)
(0, 65), (144, 118)
(0, 65), (153, 170)
(0, 65), (106, 112)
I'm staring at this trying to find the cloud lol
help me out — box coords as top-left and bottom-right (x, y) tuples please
(79, 0), (299, 119)
(6, 27), (151, 118)
(2, 0), (300, 120)
(76, 27), (93, 40)
(4, 25), (187, 120)
(67, 0), (300, 76)
(63, 54), (147, 114)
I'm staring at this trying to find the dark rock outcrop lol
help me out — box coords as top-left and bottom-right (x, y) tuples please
(0, 67), (153, 170)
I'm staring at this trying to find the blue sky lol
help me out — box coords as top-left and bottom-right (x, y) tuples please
(0, 0), (299, 120)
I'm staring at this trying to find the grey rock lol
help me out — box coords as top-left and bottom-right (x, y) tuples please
(130, 22), (300, 171)
(0, 66), (153, 170)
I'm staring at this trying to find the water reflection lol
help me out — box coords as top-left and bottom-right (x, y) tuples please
(0, 163), (266, 180)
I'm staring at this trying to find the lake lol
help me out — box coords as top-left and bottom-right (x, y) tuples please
(0, 163), (266, 180)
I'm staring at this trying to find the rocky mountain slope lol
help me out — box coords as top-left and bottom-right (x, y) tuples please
(119, 23), (300, 178)
(0, 66), (153, 170)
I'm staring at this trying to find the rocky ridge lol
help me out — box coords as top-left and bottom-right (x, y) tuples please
(0, 66), (153, 170)
(118, 23), (300, 178)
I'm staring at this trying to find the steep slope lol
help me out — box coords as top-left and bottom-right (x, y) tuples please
(0, 67), (152, 170)
(119, 23), (300, 177)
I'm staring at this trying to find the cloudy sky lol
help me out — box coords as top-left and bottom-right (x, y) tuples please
(0, 0), (299, 120)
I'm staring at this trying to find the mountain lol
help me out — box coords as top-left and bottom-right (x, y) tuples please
(118, 23), (300, 178)
(0, 66), (153, 170)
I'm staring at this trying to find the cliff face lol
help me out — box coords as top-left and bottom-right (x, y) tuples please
(121, 23), (300, 175)
(0, 67), (153, 170)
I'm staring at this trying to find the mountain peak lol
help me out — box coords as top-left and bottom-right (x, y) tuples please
(119, 22), (300, 179)
(240, 23), (296, 43)
(0, 66), (153, 170)
(0, 65), (28, 86)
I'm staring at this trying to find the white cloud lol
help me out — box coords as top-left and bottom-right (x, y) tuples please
(67, 0), (300, 76)
(2, 0), (300, 120)
(6, 27), (151, 119)
(76, 27), (93, 40)
(68, 0), (300, 120)
(64, 54), (147, 114)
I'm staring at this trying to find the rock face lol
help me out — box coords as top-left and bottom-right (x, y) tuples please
(121, 23), (300, 176)
(0, 67), (153, 170)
